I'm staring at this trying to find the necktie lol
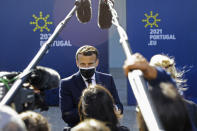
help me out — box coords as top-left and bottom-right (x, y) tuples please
(86, 79), (92, 86)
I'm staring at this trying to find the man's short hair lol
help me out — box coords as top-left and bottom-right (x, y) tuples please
(75, 45), (99, 60)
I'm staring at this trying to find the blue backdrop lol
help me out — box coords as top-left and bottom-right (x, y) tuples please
(127, 0), (197, 105)
(0, 0), (109, 76)
(0, 0), (109, 105)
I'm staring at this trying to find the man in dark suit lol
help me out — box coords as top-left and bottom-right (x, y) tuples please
(59, 45), (123, 127)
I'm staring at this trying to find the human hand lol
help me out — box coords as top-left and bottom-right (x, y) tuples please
(123, 53), (157, 80)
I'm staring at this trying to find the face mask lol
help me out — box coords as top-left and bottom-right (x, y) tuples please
(79, 67), (95, 79)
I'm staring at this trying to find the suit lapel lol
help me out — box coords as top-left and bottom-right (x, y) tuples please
(75, 71), (86, 92)
(95, 72), (103, 85)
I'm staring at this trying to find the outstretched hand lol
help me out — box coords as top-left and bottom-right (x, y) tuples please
(123, 53), (157, 80)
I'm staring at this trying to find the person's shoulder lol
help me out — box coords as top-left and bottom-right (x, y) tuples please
(62, 72), (79, 81)
(60, 73), (79, 90)
(184, 99), (197, 108)
(96, 71), (112, 77)
(61, 72), (80, 85)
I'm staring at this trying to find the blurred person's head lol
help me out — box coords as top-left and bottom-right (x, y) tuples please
(137, 82), (193, 131)
(71, 119), (111, 131)
(78, 84), (119, 131)
(150, 54), (188, 93)
(19, 111), (50, 131)
(0, 105), (26, 131)
(150, 54), (176, 78)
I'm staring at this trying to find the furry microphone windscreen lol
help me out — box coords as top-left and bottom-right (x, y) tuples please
(76, 0), (92, 23)
(28, 66), (60, 90)
(98, 0), (114, 29)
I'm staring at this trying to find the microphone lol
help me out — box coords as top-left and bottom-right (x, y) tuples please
(98, 0), (114, 29)
(28, 66), (60, 90)
(76, 0), (92, 23)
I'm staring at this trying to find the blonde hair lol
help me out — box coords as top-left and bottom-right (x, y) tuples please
(19, 111), (50, 131)
(150, 54), (187, 90)
(71, 119), (111, 131)
(76, 45), (99, 60)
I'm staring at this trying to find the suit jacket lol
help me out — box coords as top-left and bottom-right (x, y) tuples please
(59, 71), (123, 127)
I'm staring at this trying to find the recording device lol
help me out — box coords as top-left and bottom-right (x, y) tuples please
(76, 0), (92, 23)
(98, 0), (114, 29)
(0, 66), (60, 113)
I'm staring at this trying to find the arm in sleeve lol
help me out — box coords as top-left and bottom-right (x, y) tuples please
(59, 80), (79, 126)
(148, 67), (176, 87)
(109, 76), (124, 114)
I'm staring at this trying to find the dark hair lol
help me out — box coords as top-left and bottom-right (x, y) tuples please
(75, 45), (99, 60)
(137, 82), (193, 131)
(78, 85), (118, 131)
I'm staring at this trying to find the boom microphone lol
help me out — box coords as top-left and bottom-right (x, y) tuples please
(98, 0), (114, 29)
(76, 0), (92, 23)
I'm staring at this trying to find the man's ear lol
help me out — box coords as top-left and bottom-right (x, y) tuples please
(76, 60), (79, 67)
(95, 59), (99, 67)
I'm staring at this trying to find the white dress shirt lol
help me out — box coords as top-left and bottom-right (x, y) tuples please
(81, 74), (96, 88)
